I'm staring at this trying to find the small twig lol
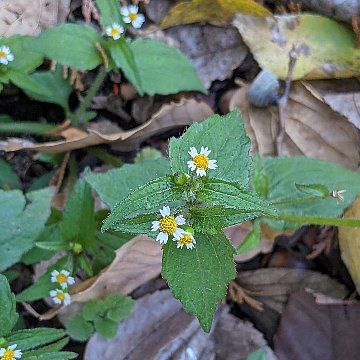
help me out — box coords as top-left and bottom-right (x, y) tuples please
(95, 42), (109, 69)
(228, 281), (264, 311)
(352, 14), (360, 48)
(276, 46), (298, 155)
(55, 151), (71, 193)
(21, 302), (62, 321)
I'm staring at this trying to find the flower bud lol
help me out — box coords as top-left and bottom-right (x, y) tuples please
(173, 172), (190, 186)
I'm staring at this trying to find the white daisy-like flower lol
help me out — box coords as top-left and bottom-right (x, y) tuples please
(151, 206), (186, 244)
(187, 146), (217, 177)
(121, 5), (145, 28)
(105, 23), (124, 40)
(0, 46), (14, 65)
(174, 231), (196, 250)
(50, 289), (71, 306)
(0, 344), (22, 360)
(50, 269), (75, 289)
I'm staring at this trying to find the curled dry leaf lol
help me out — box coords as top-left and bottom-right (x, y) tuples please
(85, 290), (276, 360)
(221, 82), (359, 169)
(0, 98), (213, 153)
(166, 24), (248, 88)
(274, 291), (360, 360)
(338, 196), (360, 294)
(0, 0), (70, 36)
(233, 13), (360, 80)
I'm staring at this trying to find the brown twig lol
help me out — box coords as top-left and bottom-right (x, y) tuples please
(95, 42), (109, 69)
(54, 151), (71, 193)
(228, 281), (264, 311)
(21, 302), (62, 321)
(276, 46), (298, 155)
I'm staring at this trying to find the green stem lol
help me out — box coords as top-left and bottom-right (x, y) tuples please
(71, 66), (107, 125)
(266, 213), (360, 228)
(271, 196), (322, 205)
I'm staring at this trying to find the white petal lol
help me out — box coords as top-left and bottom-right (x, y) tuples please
(0, 349), (5, 356)
(52, 297), (61, 304)
(208, 159), (217, 169)
(60, 282), (68, 289)
(129, 4), (139, 13)
(123, 16), (131, 24)
(200, 146), (211, 156)
(67, 276), (75, 285)
(156, 232), (168, 244)
(49, 290), (57, 297)
(120, 7), (130, 16)
(105, 27), (112, 36)
(14, 350), (22, 358)
(51, 276), (57, 283)
(8, 344), (17, 350)
(177, 243), (183, 248)
(160, 206), (170, 217)
(175, 215), (186, 225)
(133, 14), (145, 28)
(113, 34), (121, 40)
(0, 58), (8, 65)
(151, 221), (160, 231)
(51, 270), (59, 277)
(7, 53), (14, 61)
(61, 270), (70, 276)
(188, 147), (198, 157)
(196, 169), (206, 177)
(173, 228), (185, 239)
(64, 293), (71, 305)
(186, 243), (195, 249)
(187, 160), (196, 171)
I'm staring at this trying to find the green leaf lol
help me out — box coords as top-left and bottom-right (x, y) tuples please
(0, 188), (53, 272)
(31, 24), (102, 70)
(253, 155), (269, 197)
(102, 176), (183, 232)
(86, 158), (169, 209)
(65, 315), (94, 342)
(23, 68), (73, 110)
(236, 220), (260, 254)
(103, 294), (134, 322)
(23, 351), (77, 360)
(0, 120), (56, 136)
(24, 337), (69, 355)
(162, 232), (236, 332)
(0, 158), (20, 190)
(93, 318), (119, 338)
(262, 156), (360, 230)
(129, 38), (206, 95)
(60, 177), (95, 247)
(6, 328), (67, 351)
(169, 110), (252, 186)
(294, 183), (330, 198)
(247, 348), (268, 360)
(7, 70), (50, 95)
(134, 147), (162, 163)
(16, 255), (72, 302)
(82, 300), (107, 321)
(0, 274), (18, 336)
(95, 0), (124, 28)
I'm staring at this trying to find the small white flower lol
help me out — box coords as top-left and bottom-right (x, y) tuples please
(121, 5), (145, 28)
(0, 46), (14, 65)
(51, 269), (75, 289)
(174, 231), (196, 250)
(105, 23), (124, 40)
(151, 206), (186, 244)
(50, 289), (71, 306)
(187, 146), (217, 177)
(0, 344), (22, 359)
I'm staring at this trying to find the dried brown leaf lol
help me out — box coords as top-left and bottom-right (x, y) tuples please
(223, 82), (359, 169)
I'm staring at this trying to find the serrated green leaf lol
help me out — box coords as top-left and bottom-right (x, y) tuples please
(26, 337), (69, 355)
(66, 315), (94, 342)
(0, 275), (18, 336)
(86, 158), (169, 209)
(23, 351), (77, 360)
(31, 24), (102, 70)
(236, 220), (260, 254)
(253, 155), (269, 197)
(93, 318), (119, 338)
(102, 176), (183, 232)
(262, 156), (360, 230)
(0, 157), (20, 190)
(103, 294), (134, 322)
(169, 110), (252, 186)
(60, 177), (95, 247)
(82, 300), (107, 322)
(0, 188), (53, 272)
(294, 183), (330, 199)
(95, 0), (124, 28)
(162, 232), (235, 332)
(7, 70), (50, 96)
(134, 147), (162, 163)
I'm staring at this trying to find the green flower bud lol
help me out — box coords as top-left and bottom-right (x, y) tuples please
(173, 172), (190, 186)
(71, 242), (83, 254)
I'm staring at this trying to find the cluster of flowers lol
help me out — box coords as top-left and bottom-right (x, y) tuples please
(151, 146), (217, 250)
(49, 269), (74, 306)
(106, 4), (145, 40)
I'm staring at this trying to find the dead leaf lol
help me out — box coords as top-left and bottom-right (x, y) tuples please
(0, 98), (213, 153)
(338, 196), (360, 294)
(0, 0), (70, 36)
(274, 291), (360, 360)
(233, 13), (360, 80)
(84, 290), (276, 360)
(161, 0), (271, 28)
(145, 0), (172, 24)
(222, 82), (359, 169)
(165, 24), (248, 88)
(303, 79), (360, 130)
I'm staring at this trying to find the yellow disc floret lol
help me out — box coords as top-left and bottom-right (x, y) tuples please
(193, 153), (209, 169)
(0, 51), (6, 58)
(178, 234), (193, 247)
(129, 12), (137, 21)
(2, 349), (15, 360)
(56, 292), (65, 302)
(110, 28), (120, 37)
(56, 273), (67, 284)
(159, 215), (177, 235)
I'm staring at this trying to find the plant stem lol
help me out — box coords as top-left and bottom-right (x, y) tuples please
(71, 66), (107, 125)
(266, 213), (360, 228)
(271, 196), (322, 205)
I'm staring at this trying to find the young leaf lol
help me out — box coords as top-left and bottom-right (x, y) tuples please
(65, 315), (94, 342)
(169, 110), (252, 187)
(86, 158), (169, 209)
(162, 232), (236, 332)
(0, 158), (21, 190)
(60, 177), (95, 247)
(102, 176), (183, 232)
(93, 318), (119, 338)
(31, 24), (103, 70)
(7, 70), (50, 96)
(103, 294), (134, 322)
(0, 188), (53, 272)
(0, 274), (18, 336)
(95, 0), (124, 28)
(236, 220), (261, 254)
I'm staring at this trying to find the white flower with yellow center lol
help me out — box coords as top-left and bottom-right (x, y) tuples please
(175, 231), (196, 250)
(0, 344), (22, 360)
(121, 5), (145, 28)
(187, 146), (217, 177)
(0, 46), (14, 65)
(50, 269), (75, 289)
(151, 206), (186, 244)
(105, 23), (124, 40)
(50, 289), (71, 306)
